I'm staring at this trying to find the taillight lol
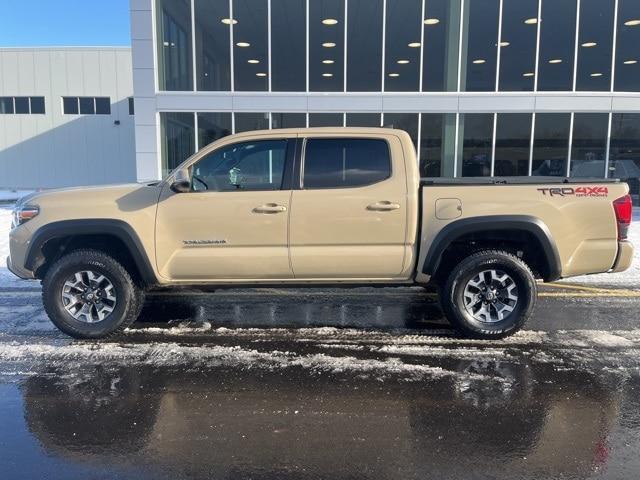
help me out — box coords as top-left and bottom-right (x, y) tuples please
(613, 194), (632, 240)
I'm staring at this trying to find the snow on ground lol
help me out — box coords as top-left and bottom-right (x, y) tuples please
(1, 203), (639, 288)
(0, 327), (639, 381)
(0, 190), (33, 202)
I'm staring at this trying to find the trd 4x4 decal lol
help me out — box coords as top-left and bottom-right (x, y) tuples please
(537, 186), (609, 197)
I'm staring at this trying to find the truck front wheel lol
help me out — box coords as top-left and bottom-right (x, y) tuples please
(42, 249), (144, 339)
(441, 250), (536, 339)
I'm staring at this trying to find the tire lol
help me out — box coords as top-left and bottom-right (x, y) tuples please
(440, 250), (536, 339)
(42, 249), (144, 339)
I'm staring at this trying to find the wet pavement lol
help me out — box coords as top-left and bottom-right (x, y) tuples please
(0, 283), (639, 479)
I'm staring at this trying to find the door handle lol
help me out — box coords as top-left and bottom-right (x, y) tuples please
(253, 203), (288, 214)
(367, 201), (401, 211)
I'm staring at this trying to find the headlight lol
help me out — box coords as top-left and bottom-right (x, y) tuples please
(11, 205), (39, 228)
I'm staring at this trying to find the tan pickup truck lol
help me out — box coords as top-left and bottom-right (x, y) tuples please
(7, 128), (634, 339)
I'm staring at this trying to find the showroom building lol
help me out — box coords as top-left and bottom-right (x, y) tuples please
(130, 0), (640, 199)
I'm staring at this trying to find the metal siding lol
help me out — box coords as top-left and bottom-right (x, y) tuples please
(0, 48), (135, 189)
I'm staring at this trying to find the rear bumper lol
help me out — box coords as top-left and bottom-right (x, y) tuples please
(611, 240), (634, 273)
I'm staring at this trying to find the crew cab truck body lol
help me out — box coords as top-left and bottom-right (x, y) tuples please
(7, 128), (634, 339)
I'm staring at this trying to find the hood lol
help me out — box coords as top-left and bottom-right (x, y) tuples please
(17, 182), (162, 208)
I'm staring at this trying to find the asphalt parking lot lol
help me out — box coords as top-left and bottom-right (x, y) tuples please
(0, 282), (639, 479)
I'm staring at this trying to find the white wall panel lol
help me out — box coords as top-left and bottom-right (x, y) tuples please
(0, 47), (135, 189)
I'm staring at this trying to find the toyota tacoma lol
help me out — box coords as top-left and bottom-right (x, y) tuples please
(6, 128), (634, 339)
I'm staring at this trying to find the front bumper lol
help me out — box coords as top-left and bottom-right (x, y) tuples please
(6, 255), (34, 280)
(611, 240), (634, 273)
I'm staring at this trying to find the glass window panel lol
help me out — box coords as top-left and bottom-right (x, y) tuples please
(303, 138), (391, 189)
(384, 0), (421, 92)
(160, 112), (195, 177)
(29, 97), (45, 114)
(576, 0), (615, 91)
(308, 112), (343, 127)
(197, 112), (232, 149)
(156, 0), (193, 91)
(609, 114), (640, 200)
(272, 113), (307, 129)
(191, 139), (288, 192)
(494, 113), (532, 176)
(498, 0), (538, 91)
(14, 97), (29, 114)
(538, 0), (577, 91)
(383, 113), (419, 152)
(615, 0), (640, 92)
(234, 112), (269, 133)
(62, 97), (78, 115)
(570, 113), (609, 177)
(420, 113), (457, 177)
(0, 97), (14, 114)
(347, 0), (383, 92)
(531, 113), (571, 176)
(233, 0), (268, 91)
(461, 0), (500, 91)
(423, 0), (461, 92)
(345, 113), (381, 127)
(95, 97), (111, 115)
(309, 0), (345, 92)
(272, 0), (306, 91)
(194, 0), (231, 91)
(79, 97), (95, 115)
(458, 113), (494, 176)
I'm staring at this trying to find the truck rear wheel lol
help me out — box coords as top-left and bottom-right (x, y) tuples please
(42, 249), (144, 339)
(441, 250), (536, 339)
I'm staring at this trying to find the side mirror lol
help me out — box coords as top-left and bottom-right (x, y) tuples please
(170, 168), (191, 193)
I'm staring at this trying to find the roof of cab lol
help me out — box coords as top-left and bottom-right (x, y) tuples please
(230, 126), (407, 137)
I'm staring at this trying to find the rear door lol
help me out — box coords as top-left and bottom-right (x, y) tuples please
(289, 133), (409, 279)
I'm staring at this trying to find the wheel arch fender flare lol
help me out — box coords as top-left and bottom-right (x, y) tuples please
(422, 215), (562, 282)
(25, 219), (158, 286)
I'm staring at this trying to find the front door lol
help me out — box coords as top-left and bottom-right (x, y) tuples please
(155, 136), (294, 281)
(289, 134), (408, 279)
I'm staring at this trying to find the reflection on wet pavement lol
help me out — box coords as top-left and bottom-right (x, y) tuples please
(0, 286), (639, 479)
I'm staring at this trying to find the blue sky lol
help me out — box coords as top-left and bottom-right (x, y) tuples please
(0, 0), (131, 47)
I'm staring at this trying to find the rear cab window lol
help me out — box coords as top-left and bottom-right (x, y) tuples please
(302, 138), (391, 189)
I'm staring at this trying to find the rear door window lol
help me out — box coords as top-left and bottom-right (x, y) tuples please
(303, 138), (391, 189)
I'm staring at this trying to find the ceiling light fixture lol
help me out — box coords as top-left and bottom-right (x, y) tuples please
(256, 72), (267, 77)
(624, 19), (640, 26)
(322, 73), (333, 77)
(322, 18), (339, 25)
(388, 73), (400, 77)
(524, 18), (538, 25)
(397, 59), (410, 64)
(549, 59), (563, 64)
(499, 41), (510, 47)
(624, 59), (638, 65)
(590, 72), (603, 77)
(581, 42), (597, 47)
(221, 18), (237, 25)
(423, 18), (440, 25)
(322, 42), (336, 48)
(408, 42), (421, 48)
(236, 42), (250, 47)
(523, 72), (535, 77)
(248, 59), (260, 64)
(322, 59), (335, 64)
(473, 59), (486, 64)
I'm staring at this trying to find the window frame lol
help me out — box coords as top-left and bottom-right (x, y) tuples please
(186, 137), (295, 193)
(299, 137), (393, 190)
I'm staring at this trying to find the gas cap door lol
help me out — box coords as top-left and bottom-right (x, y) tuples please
(435, 198), (462, 220)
